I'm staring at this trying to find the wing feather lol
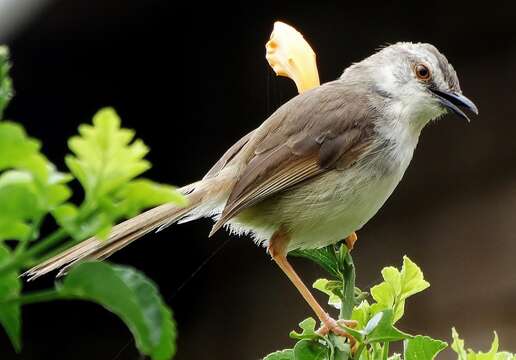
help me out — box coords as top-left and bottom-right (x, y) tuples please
(209, 80), (376, 235)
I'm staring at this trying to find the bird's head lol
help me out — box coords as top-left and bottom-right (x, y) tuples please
(344, 42), (478, 129)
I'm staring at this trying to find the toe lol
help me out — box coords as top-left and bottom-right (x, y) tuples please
(337, 319), (358, 328)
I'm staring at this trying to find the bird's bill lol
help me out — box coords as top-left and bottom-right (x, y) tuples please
(430, 88), (479, 122)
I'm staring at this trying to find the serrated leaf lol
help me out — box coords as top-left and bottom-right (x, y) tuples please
(370, 256), (429, 322)
(293, 340), (328, 360)
(399, 256), (430, 301)
(450, 328), (516, 360)
(66, 108), (150, 199)
(451, 327), (468, 360)
(59, 262), (175, 360)
(0, 244), (21, 352)
(404, 335), (447, 360)
(290, 317), (320, 341)
(63, 108), (184, 240)
(264, 349), (295, 360)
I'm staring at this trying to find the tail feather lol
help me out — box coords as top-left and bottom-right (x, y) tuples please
(24, 186), (206, 280)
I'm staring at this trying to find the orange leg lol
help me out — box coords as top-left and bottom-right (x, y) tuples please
(345, 232), (358, 251)
(268, 228), (357, 339)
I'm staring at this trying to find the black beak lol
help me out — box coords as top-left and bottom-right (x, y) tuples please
(430, 88), (479, 122)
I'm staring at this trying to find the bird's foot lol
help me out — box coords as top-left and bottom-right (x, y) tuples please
(345, 232), (358, 251)
(316, 315), (357, 337)
(317, 316), (358, 351)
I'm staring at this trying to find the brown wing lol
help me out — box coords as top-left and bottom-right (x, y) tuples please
(203, 129), (255, 180)
(210, 80), (376, 235)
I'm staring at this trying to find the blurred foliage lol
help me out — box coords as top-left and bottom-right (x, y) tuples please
(0, 48), (184, 359)
(451, 328), (515, 360)
(264, 246), (515, 360)
(59, 262), (176, 360)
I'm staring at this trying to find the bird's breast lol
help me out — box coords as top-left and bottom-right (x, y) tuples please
(229, 134), (418, 252)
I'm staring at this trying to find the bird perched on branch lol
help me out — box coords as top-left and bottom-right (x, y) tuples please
(25, 39), (478, 337)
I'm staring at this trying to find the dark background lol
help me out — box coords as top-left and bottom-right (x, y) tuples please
(1, 0), (515, 359)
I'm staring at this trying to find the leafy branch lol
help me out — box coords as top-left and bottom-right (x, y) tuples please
(0, 46), (183, 359)
(265, 245), (515, 360)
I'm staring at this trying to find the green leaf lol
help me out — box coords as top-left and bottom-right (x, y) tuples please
(341, 309), (410, 345)
(0, 244), (21, 352)
(404, 335), (447, 360)
(0, 122), (42, 172)
(370, 256), (429, 322)
(293, 340), (328, 360)
(52, 203), (79, 233)
(363, 312), (384, 335)
(313, 278), (342, 309)
(450, 328), (516, 360)
(42, 167), (73, 208)
(116, 179), (187, 216)
(66, 108), (150, 199)
(264, 349), (295, 360)
(0, 46), (12, 119)
(0, 170), (41, 217)
(0, 166), (72, 241)
(0, 121), (72, 242)
(351, 300), (371, 329)
(471, 332), (499, 360)
(0, 218), (31, 241)
(291, 245), (342, 279)
(290, 317), (320, 341)
(451, 328), (468, 360)
(59, 262), (175, 360)
(364, 310), (412, 344)
(0, 170), (41, 241)
(495, 353), (516, 360)
(64, 108), (185, 239)
(150, 305), (175, 360)
(398, 256), (430, 301)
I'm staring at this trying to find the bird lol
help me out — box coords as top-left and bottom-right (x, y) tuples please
(25, 42), (478, 337)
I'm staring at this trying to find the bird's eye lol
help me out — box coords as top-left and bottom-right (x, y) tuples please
(414, 64), (431, 81)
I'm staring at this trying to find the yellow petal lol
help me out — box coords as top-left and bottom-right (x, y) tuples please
(265, 21), (320, 93)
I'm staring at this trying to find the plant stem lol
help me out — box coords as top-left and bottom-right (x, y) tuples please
(354, 343), (366, 360)
(0, 228), (68, 276)
(339, 250), (356, 320)
(382, 342), (390, 360)
(4, 289), (60, 305)
(15, 216), (44, 256)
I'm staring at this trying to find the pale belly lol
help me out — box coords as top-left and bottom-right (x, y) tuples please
(228, 154), (410, 252)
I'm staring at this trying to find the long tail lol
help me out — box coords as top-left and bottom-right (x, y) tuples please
(24, 179), (222, 280)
